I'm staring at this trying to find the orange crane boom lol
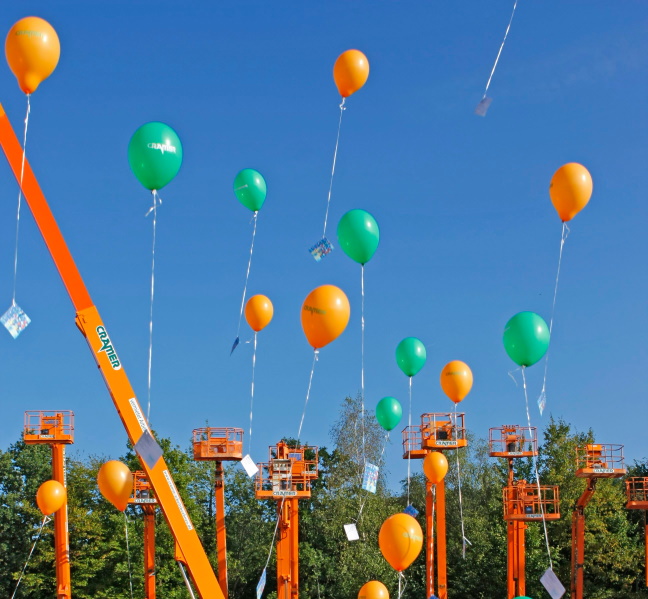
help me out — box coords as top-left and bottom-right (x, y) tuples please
(0, 104), (222, 599)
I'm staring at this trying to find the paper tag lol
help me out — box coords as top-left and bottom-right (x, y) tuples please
(474, 96), (493, 117)
(540, 567), (566, 599)
(309, 237), (334, 261)
(241, 454), (259, 477)
(256, 568), (266, 599)
(1, 302), (31, 339)
(344, 523), (359, 541)
(403, 504), (419, 518)
(538, 391), (547, 416)
(362, 462), (379, 493)
(134, 430), (163, 469)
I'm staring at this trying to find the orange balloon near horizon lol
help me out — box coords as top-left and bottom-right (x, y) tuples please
(423, 451), (448, 484)
(549, 163), (593, 222)
(378, 512), (423, 572)
(97, 460), (133, 512)
(440, 360), (473, 404)
(245, 294), (274, 332)
(5, 17), (60, 94)
(36, 479), (67, 515)
(358, 580), (389, 599)
(301, 285), (350, 349)
(333, 49), (369, 98)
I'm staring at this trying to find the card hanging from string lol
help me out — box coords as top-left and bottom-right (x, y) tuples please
(475, 0), (519, 116)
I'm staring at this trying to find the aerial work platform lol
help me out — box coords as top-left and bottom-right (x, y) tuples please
(402, 412), (467, 458)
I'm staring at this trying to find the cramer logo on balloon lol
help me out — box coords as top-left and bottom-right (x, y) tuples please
(15, 30), (44, 38)
(147, 142), (177, 155)
(96, 326), (122, 370)
(303, 305), (326, 315)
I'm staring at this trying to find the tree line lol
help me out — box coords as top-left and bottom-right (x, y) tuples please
(1, 395), (647, 598)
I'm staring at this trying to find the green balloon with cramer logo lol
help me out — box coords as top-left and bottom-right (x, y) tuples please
(128, 122), (183, 191)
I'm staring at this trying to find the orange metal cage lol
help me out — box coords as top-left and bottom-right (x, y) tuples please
(255, 443), (318, 499)
(402, 412), (467, 458)
(24, 410), (74, 444)
(626, 477), (648, 510)
(192, 427), (243, 461)
(489, 425), (537, 458)
(129, 470), (157, 505)
(575, 443), (625, 478)
(503, 481), (560, 521)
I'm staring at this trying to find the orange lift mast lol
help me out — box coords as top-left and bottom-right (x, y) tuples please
(572, 443), (625, 599)
(128, 471), (158, 599)
(489, 425), (560, 599)
(24, 411), (74, 599)
(625, 477), (648, 587)
(192, 427), (244, 598)
(403, 412), (468, 599)
(0, 106), (223, 598)
(255, 441), (318, 599)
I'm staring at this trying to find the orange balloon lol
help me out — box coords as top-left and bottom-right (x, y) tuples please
(301, 285), (350, 349)
(36, 479), (67, 515)
(358, 581), (389, 599)
(378, 513), (423, 572)
(5, 17), (61, 94)
(333, 49), (369, 98)
(440, 360), (473, 404)
(245, 294), (274, 332)
(549, 163), (593, 222)
(97, 460), (133, 512)
(423, 451), (448, 484)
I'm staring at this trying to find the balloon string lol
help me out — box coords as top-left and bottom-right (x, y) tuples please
(124, 512), (135, 599)
(248, 332), (258, 455)
(361, 264), (366, 468)
(178, 562), (197, 599)
(521, 367), (553, 569)
(145, 190), (161, 423)
(453, 408), (469, 558)
(322, 98), (346, 238)
(539, 222), (570, 410)
(232, 211), (258, 354)
(397, 571), (407, 599)
(480, 0), (519, 100)
(10, 514), (50, 599)
(407, 376), (412, 506)
(297, 349), (319, 442)
(11, 95), (30, 304)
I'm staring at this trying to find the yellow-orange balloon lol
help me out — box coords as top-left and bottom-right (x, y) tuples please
(423, 451), (448, 484)
(245, 294), (274, 332)
(36, 479), (67, 515)
(97, 460), (133, 512)
(440, 360), (473, 404)
(358, 581), (389, 599)
(378, 513), (423, 572)
(5, 17), (61, 94)
(301, 285), (350, 349)
(549, 163), (593, 222)
(333, 49), (369, 98)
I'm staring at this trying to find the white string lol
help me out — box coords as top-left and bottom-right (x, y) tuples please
(145, 190), (161, 423)
(10, 515), (50, 599)
(322, 98), (346, 237)
(297, 350), (319, 441)
(232, 212), (258, 354)
(248, 332), (258, 455)
(407, 377), (412, 506)
(124, 512), (135, 599)
(397, 571), (407, 599)
(521, 367), (553, 569)
(11, 95), (31, 304)
(178, 562), (197, 599)
(480, 0), (519, 100)
(361, 265), (366, 468)
(452, 408), (469, 558)
(264, 497), (285, 571)
(538, 222), (570, 410)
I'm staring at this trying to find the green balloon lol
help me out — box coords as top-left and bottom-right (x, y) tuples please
(396, 337), (427, 377)
(503, 312), (550, 367)
(234, 168), (267, 212)
(336, 209), (380, 265)
(376, 396), (403, 431)
(128, 122), (183, 191)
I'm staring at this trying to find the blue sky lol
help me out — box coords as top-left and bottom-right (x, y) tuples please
(0, 1), (647, 494)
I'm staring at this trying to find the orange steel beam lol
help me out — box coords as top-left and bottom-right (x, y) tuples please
(52, 444), (71, 599)
(426, 480), (435, 598)
(0, 105), (222, 599)
(436, 478), (447, 599)
(277, 500), (291, 599)
(517, 520), (526, 597)
(571, 478), (597, 599)
(215, 462), (228, 598)
(645, 514), (647, 588)
(289, 498), (299, 599)
(142, 506), (156, 599)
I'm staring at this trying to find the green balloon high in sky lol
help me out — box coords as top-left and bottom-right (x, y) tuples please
(503, 311), (550, 367)
(128, 122), (183, 191)
(337, 209), (380, 265)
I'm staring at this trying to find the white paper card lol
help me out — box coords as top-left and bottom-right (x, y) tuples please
(474, 96), (493, 117)
(1, 302), (31, 339)
(540, 567), (566, 599)
(241, 454), (259, 477)
(344, 523), (359, 541)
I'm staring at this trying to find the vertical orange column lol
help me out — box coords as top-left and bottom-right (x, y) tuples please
(426, 480), (435, 598)
(214, 462), (228, 598)
(517, 521), (526, 596)
(276, 501), (290, 599)
(507, 520), (515, 598)
(571, 510), (585, 599)
(645, 514), (647, 588)
(436, 479), (447, 599)
(51, 444), (71, 599)
(289, 499), (299, 599)
(143, 507), (156, 599)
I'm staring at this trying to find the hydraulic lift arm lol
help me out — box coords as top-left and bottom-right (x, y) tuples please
(0, 104), (223, 599)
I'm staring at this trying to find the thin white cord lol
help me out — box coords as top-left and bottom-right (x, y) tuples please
(248, 332), (258, 455)
(11, 95), (31, 304)
(322, 98), (346, 237)
(407, 377), (412, 506)
(297, 350), (319, 441)
(232, 212), (258, 353)
(178, 562), (197, 599)
(481, 0), (519, 100)
(10, 515), (50, 599)
(361, 265), (366, 467)
(145, 190), (161, 423)
(124, 512), (135, 599)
